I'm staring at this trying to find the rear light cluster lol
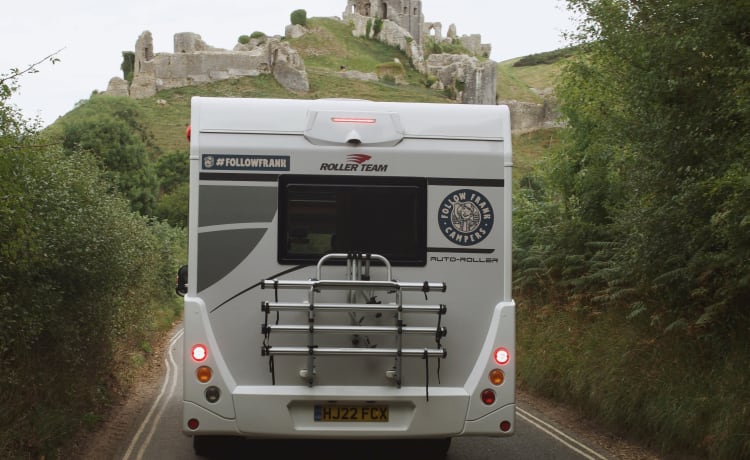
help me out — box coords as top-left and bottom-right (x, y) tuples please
(191, 344), (221, 405)
(481, 347), (512, 433)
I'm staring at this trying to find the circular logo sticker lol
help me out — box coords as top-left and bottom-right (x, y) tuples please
(438, 189), (494, 246)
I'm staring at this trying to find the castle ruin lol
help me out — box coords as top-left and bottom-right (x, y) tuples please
(106, 1), (498, 106)
(107, 31), (309, 99)
(343, 0), (497, 104)
(344, 1), (424, 44)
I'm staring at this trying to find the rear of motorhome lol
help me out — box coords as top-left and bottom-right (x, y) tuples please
(180, 97), (515, 456)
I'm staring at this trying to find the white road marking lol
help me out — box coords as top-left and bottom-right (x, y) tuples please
(517, 407), (609, 460)
(120, 327), (607, 460)
(122, 328), (184, 460)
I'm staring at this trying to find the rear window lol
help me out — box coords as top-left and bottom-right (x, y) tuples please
(278, 175), (427, 266)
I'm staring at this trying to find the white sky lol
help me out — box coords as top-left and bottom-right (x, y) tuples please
(2, 0), (578, 127)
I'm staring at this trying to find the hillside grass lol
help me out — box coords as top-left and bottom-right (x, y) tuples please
(519, 302), (750, 459)
(496, 58), (565, 103)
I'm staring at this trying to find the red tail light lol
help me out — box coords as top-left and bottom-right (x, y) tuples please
(192, 344), (207, 362)
(493, 347), (510, 366)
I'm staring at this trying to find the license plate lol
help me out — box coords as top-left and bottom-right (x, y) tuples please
(314, 404), (389, 422)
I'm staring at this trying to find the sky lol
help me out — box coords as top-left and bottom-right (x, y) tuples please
(2, 0), (579, 127)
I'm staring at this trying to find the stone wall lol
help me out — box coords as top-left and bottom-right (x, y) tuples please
(344, 0), (424, 43)
(114, 30), (309, 99)
(500, 99), (563, 133)
(427, 54), (497, 105)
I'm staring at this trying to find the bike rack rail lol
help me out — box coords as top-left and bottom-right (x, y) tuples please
(261, 253), (447, 387)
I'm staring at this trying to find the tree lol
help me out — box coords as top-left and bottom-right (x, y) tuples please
(61, 96), (160, 215)
(0, 50), (61, 137)
(518, 0), (750, 338)
(0, 59), (185, 458)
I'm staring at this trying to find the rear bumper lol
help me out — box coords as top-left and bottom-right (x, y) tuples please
(183, 386), (515, 438)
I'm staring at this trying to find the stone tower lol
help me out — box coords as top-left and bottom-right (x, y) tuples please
(344, 0), (424, 44)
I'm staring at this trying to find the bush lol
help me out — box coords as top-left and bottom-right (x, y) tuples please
(250, 31), (266, 39)
(373, 18), (384, 36)
(375, 61), (405, 84)
(423, 37), (472, 58)
(238, 35), (250, 45)
(513, 47), (578, 67)
(290, 9), (307, 27)
(423, 75), (438, 88)
(0, 144), (184, 458)
(60, 97), (160, 216)
(120, 51), (135, 82)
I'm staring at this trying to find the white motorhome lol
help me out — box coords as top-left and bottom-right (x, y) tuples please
(180, 97), (515, 456)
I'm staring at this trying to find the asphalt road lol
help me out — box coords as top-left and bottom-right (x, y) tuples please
(113, 327), (613, 460)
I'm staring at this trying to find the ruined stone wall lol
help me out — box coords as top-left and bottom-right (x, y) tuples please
(117, 30), (309, 99)
(344, 0), (423, 43)
(426, 54), (497, 105)
(344, 1), (496, 105)
(500, 99), (563, 133)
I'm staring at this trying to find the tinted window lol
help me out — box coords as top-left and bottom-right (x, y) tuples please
(278, 175), (427, 265)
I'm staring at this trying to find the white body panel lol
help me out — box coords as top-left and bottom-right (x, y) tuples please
(183, 97), (515, 440)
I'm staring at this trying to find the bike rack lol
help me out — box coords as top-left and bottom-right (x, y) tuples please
(261, 253), (447, 388)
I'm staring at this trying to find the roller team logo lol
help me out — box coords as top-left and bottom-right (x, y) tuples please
(438, 189), (494, 246)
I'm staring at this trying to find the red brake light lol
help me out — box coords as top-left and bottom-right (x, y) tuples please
(331, 117), (376, 124)
(493, 347), (510, 366)
(186, 125), (191, 142)
(192, 344), (207, 362)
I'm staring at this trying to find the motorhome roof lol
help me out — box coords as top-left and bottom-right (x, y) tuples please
(192, 97), (509, 141)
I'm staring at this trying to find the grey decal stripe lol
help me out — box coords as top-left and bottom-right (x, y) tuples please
(428, 247), (496, 254)
(200, 172), (280, 182)
(197, 228), (267, 292)
(428, 178), (504, 187)
(199, 185), (277, 227)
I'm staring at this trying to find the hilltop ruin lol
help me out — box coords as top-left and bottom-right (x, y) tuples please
(105, 2), (498, 105)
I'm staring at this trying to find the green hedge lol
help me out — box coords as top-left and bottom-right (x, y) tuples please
(0, 144), (185, 458)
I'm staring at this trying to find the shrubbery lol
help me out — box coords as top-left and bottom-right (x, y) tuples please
(0, 69), (185, 458)
(423, 37), (471, 58)
(375, 61), (405, 84)
(0, 144), (185, 457)
(514, 0), (750, 457)
(290, 9), (307, 27)
(60, 96), (160, 216)
(513, 47), (578, 67)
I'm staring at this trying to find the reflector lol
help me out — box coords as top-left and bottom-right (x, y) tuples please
(205, 386), (221, 403)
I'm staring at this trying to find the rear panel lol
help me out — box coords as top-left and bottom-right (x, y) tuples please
(183, 97), (515, 439)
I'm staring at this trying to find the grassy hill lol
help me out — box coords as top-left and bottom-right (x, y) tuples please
(50, 17), (566, 159)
